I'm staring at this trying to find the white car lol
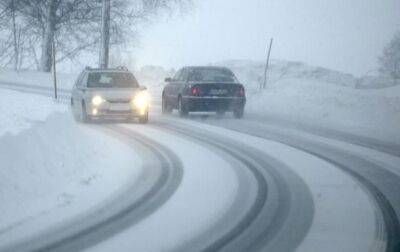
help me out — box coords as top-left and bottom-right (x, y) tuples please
(71, 67), (150, 123)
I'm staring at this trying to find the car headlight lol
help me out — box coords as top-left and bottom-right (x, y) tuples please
(132, 91), (150, 109)
(92, 95), (105, 106)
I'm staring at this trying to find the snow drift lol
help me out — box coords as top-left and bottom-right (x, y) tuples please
(0, 89), (141, 243)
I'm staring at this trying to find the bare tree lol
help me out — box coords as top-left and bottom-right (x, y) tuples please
(379, 32), (400, 80)
(0, 0), (23, 70)
(0, 0), (192, 72)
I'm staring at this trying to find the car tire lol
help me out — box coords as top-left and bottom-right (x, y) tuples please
(81, 102), (91, 123)
(162, 95), (172, 114)
(178, 97), (188, 117)
(233, 107), (244, 119)
(71, 98), (79, 121)
(138, 111), (149, 124)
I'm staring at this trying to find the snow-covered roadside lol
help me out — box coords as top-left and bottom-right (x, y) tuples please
(0, 89), (66, 136)
(0, 68), (76, 91)
(0, 89), (142, 245)
(246, 79), (400, 144)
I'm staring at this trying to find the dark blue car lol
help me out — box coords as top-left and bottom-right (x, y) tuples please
(162, 66), (246, 118)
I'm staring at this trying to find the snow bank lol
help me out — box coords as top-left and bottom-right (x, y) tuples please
(206, 60), (400, 143)
(0, 89), (141, 243)
(0, 89), (66, 136)
(247, 79), (400, 143)
(0, 68), (77, 91)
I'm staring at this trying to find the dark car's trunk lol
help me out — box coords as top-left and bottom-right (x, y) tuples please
(190, 83), (245, 97)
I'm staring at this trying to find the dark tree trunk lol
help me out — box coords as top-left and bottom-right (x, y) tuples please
(40, 0), (56, 72)
(99, 0), (110, 69)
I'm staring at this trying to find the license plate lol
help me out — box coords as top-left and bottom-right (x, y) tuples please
(209, 89), (228, 95)
(110, 104), (130, 111)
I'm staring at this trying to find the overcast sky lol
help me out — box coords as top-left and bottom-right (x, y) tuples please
(132, 0), (400, 76)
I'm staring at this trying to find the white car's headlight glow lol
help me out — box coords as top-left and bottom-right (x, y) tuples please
(92, 96), (105, 106)
(132, 91), (150, 109)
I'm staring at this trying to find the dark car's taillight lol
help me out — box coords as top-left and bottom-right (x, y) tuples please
(236, 86), (245, 97)
(189, 86), (202, 96)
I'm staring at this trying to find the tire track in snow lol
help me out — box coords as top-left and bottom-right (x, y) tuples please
(1, 125), (183, 252)
(151, 120), (314, 252)
(200, 118), (400, 252)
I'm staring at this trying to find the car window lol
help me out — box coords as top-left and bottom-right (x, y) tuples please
(74, 72), (85, 87)
(79, 73), (88, 87)
(87, 72), (139, 88)
(173, 69), (183, 81)
(180, 69), (189, 82)
(188, 68), (237, 83)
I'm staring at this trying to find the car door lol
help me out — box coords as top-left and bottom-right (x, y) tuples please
(176, 68), (189, 97)
(74, 72), (88, 106)
(71, 72), (84, 106)
(166, 69), (183, 107)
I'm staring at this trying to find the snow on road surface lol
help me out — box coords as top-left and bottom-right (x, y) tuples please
(89, 125), (244, 252)
(0, 89), (142, 246)
(162, 117), (382, 252)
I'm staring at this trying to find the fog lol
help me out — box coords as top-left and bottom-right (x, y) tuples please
(134, 0), (400, 76)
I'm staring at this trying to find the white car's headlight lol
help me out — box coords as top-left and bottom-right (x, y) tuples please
(132, 91), (150, 109)
(92, 95), (105, 106)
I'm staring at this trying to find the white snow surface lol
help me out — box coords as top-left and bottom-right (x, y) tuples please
(0, 68), (76, 90)
(164, 117), (381, 252)
(247, 79), (400, 143)
(90, 125), (243, 252)
(0, 89), (142, 245)
(0, 89), (66, 136)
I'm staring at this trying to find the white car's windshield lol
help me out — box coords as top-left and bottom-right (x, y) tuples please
(87, 72), (139, 88)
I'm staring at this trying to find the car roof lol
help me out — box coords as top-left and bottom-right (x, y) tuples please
(184, 66), (231, 71)
(83, 66), (131, 74)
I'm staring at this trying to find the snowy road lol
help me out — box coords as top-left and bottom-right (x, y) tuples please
(0, 82), (399, 251)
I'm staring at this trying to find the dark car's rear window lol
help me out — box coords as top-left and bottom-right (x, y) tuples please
(188, 68), (237, 83)
(87, 72), (139, 88)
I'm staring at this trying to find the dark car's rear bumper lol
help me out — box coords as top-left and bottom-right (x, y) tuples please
(182, 96), (246, 112)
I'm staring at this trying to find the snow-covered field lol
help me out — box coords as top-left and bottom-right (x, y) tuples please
(0, 89), (142, 244)
(246, 79), (400, 143)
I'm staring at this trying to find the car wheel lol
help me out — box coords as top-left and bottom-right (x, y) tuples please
(138, 111), (149, 124)
(71, 98), (78, 121)
(162, 95), (172, 114)
(233, 107), (244, 119)
(81, 101), (91, 123)
(178, 97), (188, 117)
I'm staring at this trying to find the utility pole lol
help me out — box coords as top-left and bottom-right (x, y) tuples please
(263, 38), (273, 89)
(99, 0), (111, 69)
(52, 41), (58, 100)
